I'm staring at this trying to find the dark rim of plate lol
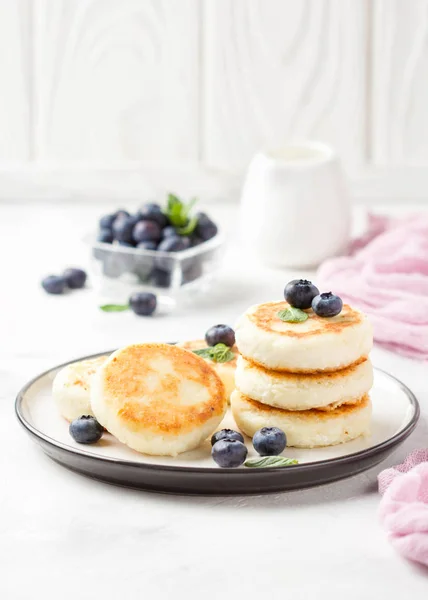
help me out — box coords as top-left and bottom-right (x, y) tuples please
(15, 350), (420, 475)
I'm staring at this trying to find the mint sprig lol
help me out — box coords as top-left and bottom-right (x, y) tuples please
(165, 193), (198, 234)
(99, 304), (129, 312)
(245, 456), (299, 468)
(277, 307), (308, 323)
(193, 343), (235, 363)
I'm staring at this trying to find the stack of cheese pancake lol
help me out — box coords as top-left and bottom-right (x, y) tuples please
(231, 301), (374, 448)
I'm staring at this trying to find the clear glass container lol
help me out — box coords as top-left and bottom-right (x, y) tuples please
(86, 232), (225, 307)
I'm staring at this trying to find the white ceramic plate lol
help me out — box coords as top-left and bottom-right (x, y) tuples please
(16, 353), (419, 495)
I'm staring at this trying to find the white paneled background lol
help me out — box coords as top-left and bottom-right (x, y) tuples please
(1, 0), (428, 202)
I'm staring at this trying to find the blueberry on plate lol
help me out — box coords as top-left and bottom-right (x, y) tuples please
(150, 268), (172, 288)
(97, 228), (114, 243)
(69, 415), (104, 444)
(63, 267), (87, 289)
(129, 292), (157, 316)
(112, 215), (136, 244)
(205, 324), (235, 348)
(133, 220), (162, 244)
(99, 213), (117, 231)
(41, 275), (67, 295)
(195, 212), (218, 241)
(211, 428), (244, 446)
(284, 279), (320, 309)
(161, 226), (178, 239)
(312, 292), (343, 318)
(137, 240), (158, 251)
(212, 439), (248, 468)
(137, 203), (168, 228)
(252, 427), (287, 456)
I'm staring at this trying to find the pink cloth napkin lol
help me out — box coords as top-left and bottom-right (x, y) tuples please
(317, 213), (428, 359)
(378, 449), (428, 567)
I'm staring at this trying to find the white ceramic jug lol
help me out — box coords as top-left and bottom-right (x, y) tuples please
(239, 142), (351, 268)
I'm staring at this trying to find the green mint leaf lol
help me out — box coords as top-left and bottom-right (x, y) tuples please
(245, 456), (299, 468)
(165, 193), (198, 228)
(99, 304), (129, 312)
(277, 307), (308, 323)
(193, 343), (235, 363)
(177, 215), (198, 236)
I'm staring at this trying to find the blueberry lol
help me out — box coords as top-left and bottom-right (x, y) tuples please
(118, 241), (135, 247)
(137, 203), (168, 228)
(212, 439), (248, 468)
(312, 292), (343, 318)
(195, 213), (218, 241)
(137, 241), (158, 251)
(284, 279), (320, 309)
(205, 324), (235, 347)
(161, 226), (177, 239)
(211, 429), (244, 446)
(133, 220), (162, 244)
(114, 209), (130, 220)
(129, 292), (157, 316)
(98, 228), (114, 243)
(181, 261), (203, 284)
(150, 268), (172, 288)
(41, 275), (67, 295)
(63, 267), (87, 289)
(112, 215), (136, 243)
(69, 415), (104, 444)
(99, 213), (116, 231)
(190, 235), (204, 247)
(156, 236), (189, 271)
(252, 427), (287, 456)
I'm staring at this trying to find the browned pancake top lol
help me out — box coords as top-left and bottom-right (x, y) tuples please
(240, 392), (370, 419)
(102, 343), (226, 435)
(248, 302), (363, 338)
(68, 355), (108, 390)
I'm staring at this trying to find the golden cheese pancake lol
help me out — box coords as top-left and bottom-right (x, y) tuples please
(231, 389), (371, 448)
(52, 355), (108, 422)
(91, 343), (227, 456)
(235, 356), (373, 411)
(235, 301), (373, 372)
(177, 339), (238, 401)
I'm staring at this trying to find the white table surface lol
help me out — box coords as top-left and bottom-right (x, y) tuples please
(1, 200), (427, 599)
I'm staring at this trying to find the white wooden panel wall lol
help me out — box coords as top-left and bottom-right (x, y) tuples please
(0, 0), (428, 201)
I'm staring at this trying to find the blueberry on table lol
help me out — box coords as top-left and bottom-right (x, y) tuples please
(97, 228), (114, 243)
(69, 416), (104, 444)
(112, 215), (136, 244)
(129, 292), (157, 316)
(133, 220), (162, 244)
(41, 275), (67, 295)
(205, 324), (235, 348)
(63, 267), (87, 289)
(212, 439), (248, 468)
(137, 241), (158, 251)
(211, 429), (244, 446)
(137, 203), (168, 228)
(252, 427), (287, 456)
(284, 279), (320, 309)
(195, 212), (218, 241)
(99, 213), (116, 231)
(312, 292), (343, 317)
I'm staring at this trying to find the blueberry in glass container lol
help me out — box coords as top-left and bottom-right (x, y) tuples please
(195, 212), (218, 241)
(252, 427), (287, 456)
(41, 275), (67, 295)
(118, 240), (135, 247)
(133, 220), (162, 244)
(212, 439), (248, 468)
(97, 228), (114, 244)
(211, 429), (244, 446)
(69, 416), (104, 444)
(63, 267), (87, 289)
(99, 213), (117, 231)
(312, 292), (343, 317)
(137, 203), (168, 228)
(150, 268), (172, 288)
(112, 215), (136, 244)
(114, 209), (130, 220)
(129, 292), (157, 316)
(181, 260), (203, 285)
(137, 240), (158, 251)
(161, 226), (178, 239)
(284, 279), (320, 309)
(155, 236), (189, 271)
(205, 324), (235, 347)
